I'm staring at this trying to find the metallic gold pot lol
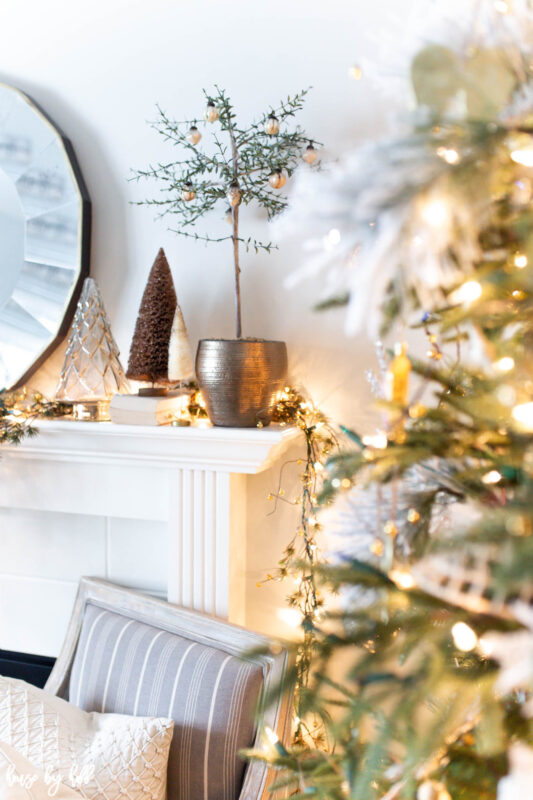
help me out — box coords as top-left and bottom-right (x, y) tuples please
(195, 339), (288, 427)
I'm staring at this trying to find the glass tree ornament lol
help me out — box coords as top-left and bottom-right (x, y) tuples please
(56, 277), (129, 420)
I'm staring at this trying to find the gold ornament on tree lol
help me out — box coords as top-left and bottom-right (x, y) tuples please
(226, 182), (241, 207)
(268, 170), (287, 189)
(385, 342), (411, 405)
(264, 114), (279, 135)
(56, 277), (129, 420)
(303, 142), (317, 164)
(204, 101), (219, 122)
(385, 341), (411, 439)
(186, 125), (202, 145)
(181, 182), (195, 202)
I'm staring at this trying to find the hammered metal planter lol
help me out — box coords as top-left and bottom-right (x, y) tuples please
(195, 339), (288, 427)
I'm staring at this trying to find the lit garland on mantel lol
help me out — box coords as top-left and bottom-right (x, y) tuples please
(0, 389), (69, 445)
(258, 386), (338, 747)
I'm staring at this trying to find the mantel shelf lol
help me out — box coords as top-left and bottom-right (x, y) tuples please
(1, 419), (300, 474)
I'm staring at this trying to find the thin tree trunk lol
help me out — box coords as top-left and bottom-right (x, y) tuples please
(227, 119), (242, 339)
(232, 204), (242, 339)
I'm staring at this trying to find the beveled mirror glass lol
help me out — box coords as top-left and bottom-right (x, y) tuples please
(0, 83), (90, 390)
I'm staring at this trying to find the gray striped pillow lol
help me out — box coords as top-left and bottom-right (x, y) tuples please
(68, 603), (263, 800)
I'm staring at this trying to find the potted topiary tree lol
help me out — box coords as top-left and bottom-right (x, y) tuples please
(133, 87), (320, 427)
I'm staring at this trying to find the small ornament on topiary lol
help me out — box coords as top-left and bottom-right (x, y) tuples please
(186, 126), (201, 145)
(303, 142), (317, 164)
(126, 248), (177, 391)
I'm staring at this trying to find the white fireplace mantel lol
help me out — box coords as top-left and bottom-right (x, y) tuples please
(0, 420), (300, 655)
(0, 419), (298, 472)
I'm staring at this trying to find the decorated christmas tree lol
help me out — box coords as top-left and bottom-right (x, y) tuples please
(126, 248), (177, 387)
(251, 4), (533, 800)
(56, 277), (129, 416)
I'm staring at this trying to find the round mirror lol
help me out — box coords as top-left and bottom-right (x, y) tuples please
(0, 83), (90, 390)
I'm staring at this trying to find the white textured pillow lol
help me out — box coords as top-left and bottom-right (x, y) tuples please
(0, 677), (174, 800)
(0, 740), (83, 799)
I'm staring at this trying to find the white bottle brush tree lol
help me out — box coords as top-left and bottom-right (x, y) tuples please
(133, 87), (320, 338)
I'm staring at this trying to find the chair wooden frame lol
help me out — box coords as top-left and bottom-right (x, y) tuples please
(45, 577), (294, 800)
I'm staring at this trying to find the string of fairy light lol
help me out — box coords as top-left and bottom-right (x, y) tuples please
(254, 341), (522, 796)
(258, 386), (338, 747)
(0, 390), (69, 444)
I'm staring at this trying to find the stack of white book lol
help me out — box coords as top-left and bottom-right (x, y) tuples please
(109, 390), (190, 426)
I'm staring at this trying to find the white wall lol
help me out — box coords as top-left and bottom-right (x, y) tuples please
(0, 0), (424, 649)
(0, 0), (419, 427)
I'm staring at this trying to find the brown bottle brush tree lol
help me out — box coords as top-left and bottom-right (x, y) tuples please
(126, 248), (177, 384)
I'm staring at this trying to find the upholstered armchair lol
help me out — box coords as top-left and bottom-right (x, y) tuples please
(45, 578), (293, 800)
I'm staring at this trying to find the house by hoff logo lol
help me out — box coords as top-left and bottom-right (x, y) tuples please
(6, 762), (95, 797)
